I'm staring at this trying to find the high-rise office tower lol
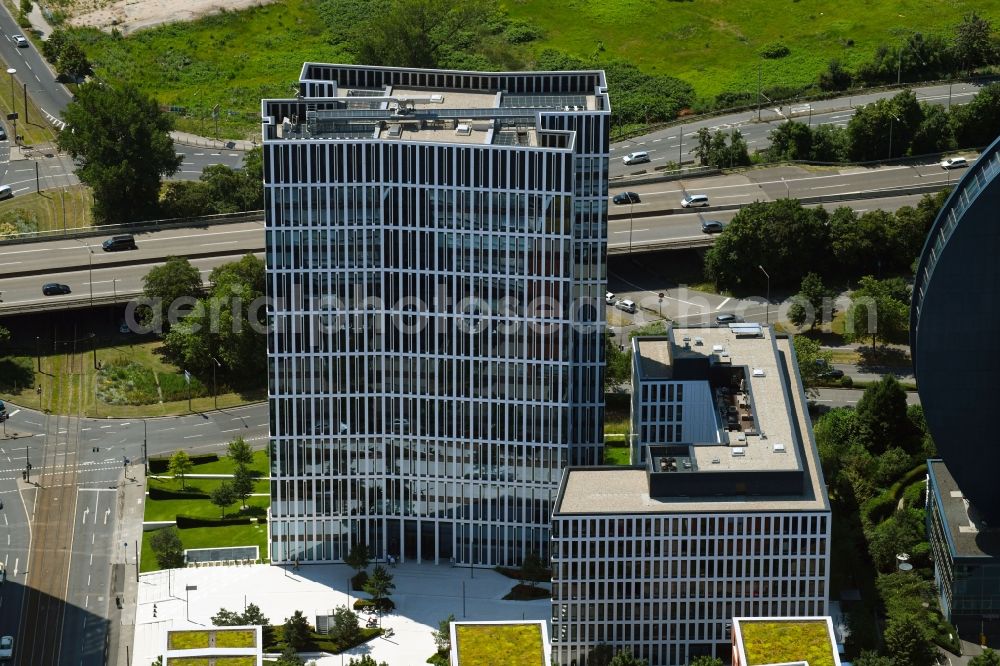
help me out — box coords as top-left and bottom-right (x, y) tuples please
(263, 64), (610, 566)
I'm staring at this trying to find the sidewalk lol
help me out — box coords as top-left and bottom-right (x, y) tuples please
(171, 130), (255, 152)
(27, 1), (56, 38)
(112, 466), (147, 666)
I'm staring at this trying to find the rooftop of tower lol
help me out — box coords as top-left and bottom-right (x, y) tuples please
(555, 327), (830, 514)
(928, 459), (1000, 559)
(262, 64), (609, 146)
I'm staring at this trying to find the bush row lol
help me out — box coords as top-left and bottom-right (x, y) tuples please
(148, 485), (210, 501)
(176, 514), (262, 528)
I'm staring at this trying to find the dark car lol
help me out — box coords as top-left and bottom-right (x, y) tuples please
(0, 126), (6, 141)
(815, 359), (845, 379)
(701, 220), (726, 233)
(715, 313), (738, 324)
(102, 234), (137, 251)
(612, 191), (641, 205)
(42, 283), (71, 296)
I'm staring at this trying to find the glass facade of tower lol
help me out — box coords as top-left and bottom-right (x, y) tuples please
(263, 65), (610, 566)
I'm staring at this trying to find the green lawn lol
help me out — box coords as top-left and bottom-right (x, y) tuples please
(188, 450), (269, 477)
(144, 493), (270, 521)
(603, 444), (632, 466)
(141, 523), (269, 573)
(0, 185), (94, 235)
(214, 629), (257, 648)
(149, 475), (270, 497)
(505, 0), (1000, 100)
(455, 624), (545, 666)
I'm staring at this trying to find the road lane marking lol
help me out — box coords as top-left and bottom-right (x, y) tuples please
(716, 298), (731, 311)
(183, 434), (203, 439)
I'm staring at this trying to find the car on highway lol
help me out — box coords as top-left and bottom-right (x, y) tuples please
(701, 220), (726, 233)
(681, 194), (710, 208)
(940, 156), (969, 169)
(0, 635), (12, 660)
(606, 291), (616, 305)
(815, 358), (845, 379)
(102, 234), (137, 251)
(0, 126), (6, 141)
(615, 299), (636, 314)
(11, 34), (27, 48)
(0, 185), (10, 200)
(612, 191), (641, 205)
(42, 283), (71, 296)
(622, 151), (650, 166)
(716, 313), (738, 324)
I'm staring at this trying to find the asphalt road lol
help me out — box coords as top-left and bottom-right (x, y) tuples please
(609, 80), (983, 178)
(812, 388), (920, 408)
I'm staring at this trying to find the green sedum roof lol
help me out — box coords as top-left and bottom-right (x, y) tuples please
(455, 623), (545, 666)
(740, 620), (836, 666)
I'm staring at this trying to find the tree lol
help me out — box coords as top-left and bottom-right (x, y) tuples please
(56, 82), (181, 224)
(212, 603), (273, 644)
(844, 276), (909, 354)
(818, 59), (852, 91)
(846, 90), (923, 161)
(282, 610), (311, 650)
(149, 527), (184, 569)
(275, 646), (304, 666)
(951, 82), (1000, 148)
(856, 375), (913, 454)
(232, 464), (254, 509)
(227, 436), (254, 469)
(605, 332), (631, 389)
(970, 649), (1000, 666)
(691, 127), (713, 166)
(788, 272), (830, 330)
(883, 612), (940, 666)
(142, 257), (203, 330)
(168, 450), (194, 489)
(347, 656), (389, 666)
(433, 614), (455, 654)
(867, 508), (928, 572)
(210, 481), (236, 518)
(809, 123), (848, 162)
(767, 121), (813, 162)
(353, 0), (499, 69)
(690, 657), (723, 666)
(586, 645), (615, 666)
(150, 658), (163, 666)
(345, 542), (371, 575)
(211, 607), (242, 625)
(910, 102), (954, 155)
(792, 335), (833, 387)
(363, 565), (396, 605)
(56, 42), (91, 81)
(609, 650), (648, 666)
(854, 652), (893, 666)
(520, 551), (547, 587)
(0, 324), (10, 345)
(953, 11), (997, 71)
(329, 605), (360, 645)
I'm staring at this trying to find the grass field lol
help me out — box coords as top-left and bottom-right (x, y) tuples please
(68, 1), (348, 140)
(141, 522), (269, 573)
(505, 0), (1000, 99)
(0, 339), (264, 417)
(0, 186), (94, 234)
(149, 475), (270, 497)
(0, 67), (58, 146)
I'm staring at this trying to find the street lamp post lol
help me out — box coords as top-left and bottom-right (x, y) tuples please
(6, 68), (16, 146)
(887, 114), (900, 161)
(758, 265), (770, 325)
(210, 356), (221, 410)
(142, 419), (148, 475)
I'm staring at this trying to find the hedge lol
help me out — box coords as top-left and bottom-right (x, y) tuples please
(149, 486), (210, 501)
(861, 492), (898, 525)
(352, 598), (395, 612)
(176, 514), (259, 529)
(148, 453), (220, 474)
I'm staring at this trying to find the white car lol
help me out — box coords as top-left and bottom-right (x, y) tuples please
(615, 299), (636, 314)
(940, 156), (969, 169)
(0, 635), (13, 659)
(622, 151), (649, 165)
(605, 291), (616, 305)
(11, 35), (27, 48)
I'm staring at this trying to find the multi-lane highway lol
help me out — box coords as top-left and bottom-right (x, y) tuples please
(609, 80), (984, 178)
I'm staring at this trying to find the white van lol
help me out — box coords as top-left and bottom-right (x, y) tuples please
(615, 299), (637, 314)
(0, 185), (11, 200)
(681, 194), (709, 208)
(622, 151), (650, 165)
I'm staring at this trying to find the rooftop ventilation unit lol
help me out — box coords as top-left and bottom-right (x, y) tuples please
(773, 443), (786, 453)
(752, 368), (766, 377)
(455, 123), (472, 136)
(732, 447), (746, 457)
(711, 458), (721, 464)
(386, 124), (403, 138)
(430, 94), (444, 103)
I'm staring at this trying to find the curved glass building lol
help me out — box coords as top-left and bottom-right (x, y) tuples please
(912, 135), (1000, 523)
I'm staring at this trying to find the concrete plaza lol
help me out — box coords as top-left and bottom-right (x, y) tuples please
(131, 560), (551, 665)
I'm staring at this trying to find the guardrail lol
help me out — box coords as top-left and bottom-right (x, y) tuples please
(0, 210), (265, 247)
(609, 165), (719, 187)
(0, 291), (144, 315)
(609, 236), (715, 255)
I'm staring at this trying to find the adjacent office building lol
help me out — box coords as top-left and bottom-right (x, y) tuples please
(926, 460), (1000, 644)
(263, 64), (610, 566)
(911, 135), (1000, 524)
(551, 326), (831, 666)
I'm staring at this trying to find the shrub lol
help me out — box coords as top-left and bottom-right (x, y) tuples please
(96, 358), (160, 405)
(352, 598), (394, 612)
(759, 42), (791, 59)
(158, 371), (209, 402)
(351, 571), (369, 591)
(176, 514), (255, 528)
(839, 375), (854, 388)
(861, 491), (897, 525)
(149, 485), (210, 501)
(149, 453), (219, 474)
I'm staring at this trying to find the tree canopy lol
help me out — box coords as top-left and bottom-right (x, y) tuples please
(142, 256), (203, 330)
(57, 82), (181, 224)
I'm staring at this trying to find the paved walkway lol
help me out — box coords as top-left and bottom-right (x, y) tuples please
(132, 560), (549, 666)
